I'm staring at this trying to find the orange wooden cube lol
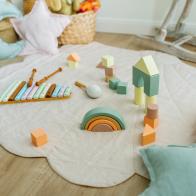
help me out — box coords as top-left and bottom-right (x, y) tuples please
(144, 115), (159, 128)
(141, 124), (156, 146)
(31, 128), (48, 147)
(67, 53), (80, 62)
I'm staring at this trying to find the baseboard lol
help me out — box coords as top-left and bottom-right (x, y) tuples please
(96, 17), (196, 36)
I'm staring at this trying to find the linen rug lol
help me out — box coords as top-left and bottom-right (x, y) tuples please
(0, 42), (195, 187)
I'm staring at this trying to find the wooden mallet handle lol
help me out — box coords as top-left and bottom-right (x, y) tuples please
(36, 67), (63, 86)
(74, 81), (87, 89)
(28, 68), (37, 87)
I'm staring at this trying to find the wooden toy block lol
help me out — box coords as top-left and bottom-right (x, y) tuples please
(96, 62), (105, 69)
(144, 115), (159, 128)
(133, 67), (159, 96)
(141, 124), (156, 146)
(105, 75), (114, 82)
(91, 123), (114, 132)
(31, 128), (48, 147)
(101, 55), (114, 68)
(105, 67), (114, 77)
(46, 83), (56, 98)
(84, 116), (121, 130)
(117, 82), (128, 95)
(9, 81), (26, 101)
(143, 74), (159, 96)
(67, 61), (79, 68)
(134, 55), (159, 76)
(87, 119), (118, 131)
(109, 78), (120, 90)
(147, 104), (158, 119)
(146, 95), (157, 108)
(134, 86), (145, 105)
(67, 53), (80, 62)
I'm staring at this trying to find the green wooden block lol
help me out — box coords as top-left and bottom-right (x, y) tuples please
(144, 74), (159, 96)
(132, 66), (144, 87)
(117, 81), (128, 95)
(133, 66), (159, 96)
(109, 78), (120, 90)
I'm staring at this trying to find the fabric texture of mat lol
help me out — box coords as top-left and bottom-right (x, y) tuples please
(0, 42), (195, 187)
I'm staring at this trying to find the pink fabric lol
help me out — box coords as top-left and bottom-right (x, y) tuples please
(11, 0), (71, 55)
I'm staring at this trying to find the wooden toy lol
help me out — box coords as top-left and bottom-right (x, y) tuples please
(31, 128), (48, 147)
(102, 55), (114, 68)
(84, 116), (121, 130)
(91, 123), (114, 132)
(27, 68), (37, 87)
(105, 67), (115, 82)
(75, 81), (102, 99)
(109, 78), (120, 90)
(9, 81), (26, 101)
(96, 55), (114, 69)
(2, 81), (22, 102)
(144, 116), (159, 129)
(134, 87), (145, 105)
(132, 55), (159, 107)
(67, 53), (80, 68)
(67, 53), (80, 62)
(46, 83), (56, 98)
(81, 107), (126, 131)
(36, 67), (63, 86)
(27, 85), (39, 100)
(33, 83), (46, 99)
(0, 81), (72, 105)
(147, 104), (158, 119)
(15, 83), (28, 101)
(116, 81), (128, 95)
(144, 104), (159, 128)
(141, 124), (156, 146)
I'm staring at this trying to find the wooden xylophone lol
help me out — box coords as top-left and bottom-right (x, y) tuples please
(0, 81), (72, 105)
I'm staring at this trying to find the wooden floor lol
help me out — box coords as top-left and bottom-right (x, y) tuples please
(0, 32), (195, 196)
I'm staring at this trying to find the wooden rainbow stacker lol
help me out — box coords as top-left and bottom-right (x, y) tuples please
(0, 81), (72, 105)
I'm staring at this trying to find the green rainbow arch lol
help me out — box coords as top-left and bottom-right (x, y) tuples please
(81, 107), (126, 130)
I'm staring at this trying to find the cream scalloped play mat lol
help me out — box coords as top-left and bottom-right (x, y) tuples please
(0, 42), (196, 187)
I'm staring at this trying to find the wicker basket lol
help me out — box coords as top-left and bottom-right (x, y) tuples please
(23, 0), (96, 45)
(0, 19), (18, 43)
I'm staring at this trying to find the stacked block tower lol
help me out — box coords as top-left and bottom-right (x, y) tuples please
(132, 56), (159, 107)
(97, 55), (115, 82)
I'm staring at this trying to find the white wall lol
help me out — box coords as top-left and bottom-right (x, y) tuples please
(96, 0), (196, 35)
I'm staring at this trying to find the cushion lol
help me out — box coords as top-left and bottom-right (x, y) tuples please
(0, 0), (22, 20)
(0, 39), (25, 60)
(140, 145), (196, 196)
(11, 0), (71, 55)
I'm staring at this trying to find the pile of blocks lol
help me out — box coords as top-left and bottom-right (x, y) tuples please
(141, 104), (159, 145)
(109, 78), (128, 95)
(67, 53), (80, 68)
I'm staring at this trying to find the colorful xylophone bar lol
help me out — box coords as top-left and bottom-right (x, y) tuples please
(0, 81), (72, 105)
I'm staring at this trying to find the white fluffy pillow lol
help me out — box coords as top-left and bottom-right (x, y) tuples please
(11, 0), (71, 55)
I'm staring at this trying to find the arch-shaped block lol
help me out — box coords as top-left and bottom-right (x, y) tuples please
(132, 56), (160, 97)
(81, 107), (126, 130)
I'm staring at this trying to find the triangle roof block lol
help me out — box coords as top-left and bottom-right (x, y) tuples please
(134, 56), (159, 76)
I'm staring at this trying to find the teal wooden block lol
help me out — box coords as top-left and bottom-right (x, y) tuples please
(117, 82), (128, 95)
(109, 78), (120, 90)
(132, 66), (144, 87)
(133, 66), (159, 96)
(144, 74), (159, 96)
